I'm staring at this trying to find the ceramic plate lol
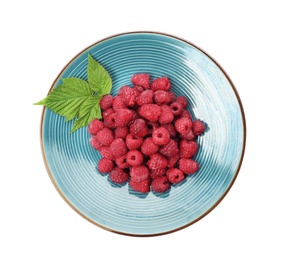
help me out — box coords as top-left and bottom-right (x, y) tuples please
(40, 32), (246, 236)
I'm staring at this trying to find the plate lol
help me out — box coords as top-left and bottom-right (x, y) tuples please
(40, 31), (246, 236)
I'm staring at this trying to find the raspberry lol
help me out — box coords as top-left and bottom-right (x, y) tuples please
(140, 137), (160, 156)
(161, 123), (177, 138)
(179, 129), (196, 141)
(151, 77), (171, 91)
(146, 121), (159, 135)
(110, 167), (129, 184)
(103, 108), (114, 119)
(126, 133), (143, 150)
(112, 96), (127, 111)
(115, 155), (130, 169)
(168, 91), (176, 102)
(100, 147), (115, 160)
(96, 127), (114, 146)
(147, 153), (168, 170)
(136, 89), (154, 106)
(170, 102), (184, 117)
(151, 176), (170, 193)
(98, 158), (114, 173)
(152, 127), (170, 146)
(131, 73), (150, 89)
(176, 96), (188, 108)
(129, 118), (148, 138)
(166, 168), (185, 184)
(179, 158), (199, 174)
(149, 168), (166, 179)
(90, 136), (104, 151)
(118, 86), (137, 107)
(159, 139), (179, 157)
(159, 105), (174, 124)
(109, 138), (127, 158)
(154, 90), (171, 105)
(103, 112), (116, 129)
(114, 108), (133, 127)
(179, 140), (198, 158)
(180, 109), (192, 121)
(192, 120), (205, 136)
(174, 117), (192, 135)
(129, 177), (151, 193)
(114, 126), (129, 139)
(139, 104), (161, 122)
(133, 84), (145, 93)
(88, 119), (104, 135)
(126, 150), (144, 166)
(130, 165), (149, 182)
(100, 94), (114, 110)
(167, 154), (180, 168)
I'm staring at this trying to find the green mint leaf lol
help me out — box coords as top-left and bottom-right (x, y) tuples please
(71, 97), (101, 132)
(87, 53), (112, 95)
(34, 77), (93, 121)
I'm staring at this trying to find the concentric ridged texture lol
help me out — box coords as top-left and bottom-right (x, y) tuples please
(41, 32), (245, 236)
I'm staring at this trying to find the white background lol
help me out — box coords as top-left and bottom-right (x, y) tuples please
(1, 0), (283, 259)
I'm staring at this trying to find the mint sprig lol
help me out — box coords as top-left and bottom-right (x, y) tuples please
(34, 54), (112, 132)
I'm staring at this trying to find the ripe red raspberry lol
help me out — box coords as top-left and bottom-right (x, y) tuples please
(168, 91), (176, 102)
(139, 104), (161, 122)
(167, 154), (180, 168)
(151, 176), (170, 193)
(192, 120), (206, 136)
(130, 165), (149, 182)
(118, 86), (137, 107)
(126, 133), (143, 150)
(129, 118), (148, 138)
(149, 168), (166, 179)
(109, 138), (127, 158)
(136, 89), (154, 106)
(90, 136), (104, 151)
(161, 123), (177, 137)
(133, 84), (145, 93)
(126, 150), (144, 166)
(115, 155), (130, 169)
(154, 90), (171, 105)
(131, 73), (150, 89)
(176, 96), (188, 108)
(129, 177), (151, 193)
(152, 127), (170, 146)
(110, 167), (129, 184)
(159, 105), (174, 124)
(88, 119), (104, 135)
(114, 108), (133, 127)
(103, 112), (116, 129)
(180, 110), (192, 121)
(179, 129), (196, 141)
(159, 139), (179, 157)
(179, 158), (199, 174)
(99, 147), (115, 160)
(147, 153), (168, 170)
(98, 158), (114, 173)
(96, 127), (114, 146)
(179, 140), (198, 158)
(166, 168), (185, 184)
(174, 117), (192, 135)
(99, 94), (114, 110)
(102, 108), (114, 119)
(170, 102), (184, 117)
(140, 137), (160, 156)
(151, 77), (171, 91)
(114, 126), (129, 139)
(146, 121), (159, 135)
(112, 96), (127, 111)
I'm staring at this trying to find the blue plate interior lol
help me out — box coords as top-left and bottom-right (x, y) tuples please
(41, 32), (246, 236)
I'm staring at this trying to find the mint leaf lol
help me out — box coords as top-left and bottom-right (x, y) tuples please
(34, 77), (93, 121)
(87, 53), (112, 95)
(72, 98), (101, 132)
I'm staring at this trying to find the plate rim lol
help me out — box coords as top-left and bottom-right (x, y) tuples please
(39, 31), (247, 237)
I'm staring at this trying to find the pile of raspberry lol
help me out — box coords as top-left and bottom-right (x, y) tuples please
(88, 74), (205, 194)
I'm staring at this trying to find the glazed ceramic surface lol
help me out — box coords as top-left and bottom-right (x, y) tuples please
(41, 32), (246, 236)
